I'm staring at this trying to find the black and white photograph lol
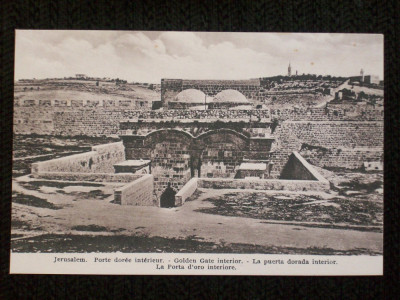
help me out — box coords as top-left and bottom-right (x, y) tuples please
(10, 31), (383, 275)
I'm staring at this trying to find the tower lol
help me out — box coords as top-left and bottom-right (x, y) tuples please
(360, 68), (364, 82)
(288, 62), (292, 77)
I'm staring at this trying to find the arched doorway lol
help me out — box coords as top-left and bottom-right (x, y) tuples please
(196, 129), (249, 178)
(160, 183), (176, 208)
(144, 129), (193, 200)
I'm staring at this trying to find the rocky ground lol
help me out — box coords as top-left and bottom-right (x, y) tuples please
(194, 168), (383, 230)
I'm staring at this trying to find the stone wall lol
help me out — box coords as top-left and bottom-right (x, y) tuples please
(175, 178), (198, 206)
(122, 130), (194, 198)
(114, 174), (154, 206)
(148, 131), (192, 198)
(122, 129), (275, 194)
(121, 116), (383, 181)
(269, 121), (383, 175)
(120, 119), (272, 138)
(15, 98), (152, 109)
(13, 106), (383, 136)
(278, 121), (383, 148)
(197, 178), (330, 192)
(299, 147), (383, 169)
(196, 130), (249, 178)
(13, 107), (55, 135)
(31, 172), (141, 183)
(32, 142), (125, 174)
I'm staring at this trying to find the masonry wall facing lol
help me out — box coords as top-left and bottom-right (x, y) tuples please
(114, 174), (154, 206)
(31, 172), (141, 183)
(197, 178), (330, 192)
(269, 121), (383, 173)
(121, 129), (275, 198)
(32, 142), (125, 174)
(121, 117), (383, 184)
(14, 106), (382, 137)
(175, 178), (198, 206)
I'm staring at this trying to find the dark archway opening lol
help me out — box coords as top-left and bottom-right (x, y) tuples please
(190, 154), (202, 178)
(160, 183), (176, 208)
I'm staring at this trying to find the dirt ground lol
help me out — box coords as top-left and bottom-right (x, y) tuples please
(196, 168), (383, 228)
(11, 173), (383, 254)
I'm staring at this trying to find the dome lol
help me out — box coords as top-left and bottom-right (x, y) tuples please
(174, 89), (206, 103)
(213, 89), (249, 103)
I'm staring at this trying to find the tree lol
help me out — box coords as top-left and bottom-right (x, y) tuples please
(358, 91), (367, 100)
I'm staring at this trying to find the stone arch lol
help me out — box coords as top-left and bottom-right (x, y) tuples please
(143, 129), (193, 146)
(144, 129), (194, 200)
(196, 128), (249, 144)
(160, 183), (177, 208)
(194, 129), (249, 178)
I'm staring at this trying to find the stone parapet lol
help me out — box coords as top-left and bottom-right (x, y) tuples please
(175, 178), (198, 206)
(31, 142), (125, 174)
(114, 174), (154, 206)
(197, 177), (330, 192)
(31, 172), (141, 183)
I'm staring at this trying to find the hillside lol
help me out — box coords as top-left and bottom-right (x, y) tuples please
(14, 79), (160, 102)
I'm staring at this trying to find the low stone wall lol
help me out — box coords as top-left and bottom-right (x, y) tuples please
(197, 177), (330, 192)
(31, 172), (141, 183)
(198, 152), (329, 191)
(175, 178), (198, 206)
(31, 142), (125, 174)
(114, 174), (154, 206)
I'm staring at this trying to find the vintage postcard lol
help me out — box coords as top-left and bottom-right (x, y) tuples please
(10, 31), (383, 275)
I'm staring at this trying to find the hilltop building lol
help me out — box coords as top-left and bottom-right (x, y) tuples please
(364, 75), (380, 85)
(349, 69), (380, 85)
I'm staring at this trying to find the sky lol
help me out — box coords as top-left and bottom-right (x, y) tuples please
(15, 30), (384, 83)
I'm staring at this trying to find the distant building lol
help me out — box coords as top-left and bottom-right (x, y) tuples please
(364, 75), (380, 85)
(334, 88), (356, 101)
(75, 74), (86, 79)
(288, 62), (292, 77)
(349, 76), (361, 83)
(349, 69), (379, 85)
